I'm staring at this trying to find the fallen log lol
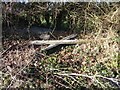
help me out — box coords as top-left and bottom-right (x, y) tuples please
(41, 34), (77, 51)
(29, 37), (108, 45)
(29, 34), (77, 45)
(29, 38), (108, 45)
(29, 39), (88, 45)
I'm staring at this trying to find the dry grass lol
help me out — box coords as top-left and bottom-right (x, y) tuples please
(1, 30), (119, 89)
(1, 2), (120, 89)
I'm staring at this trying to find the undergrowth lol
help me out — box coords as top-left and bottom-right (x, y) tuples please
(1, 31), (119, 89)
(1, 2), (120, 89)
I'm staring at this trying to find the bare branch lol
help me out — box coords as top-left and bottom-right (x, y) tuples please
(56, 73), (120, 87)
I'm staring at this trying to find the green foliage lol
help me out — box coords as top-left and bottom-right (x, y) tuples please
(1, 2), (120, 89)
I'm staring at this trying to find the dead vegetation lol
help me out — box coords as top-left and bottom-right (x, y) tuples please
(1, 2), (120, 89)
(1, 30), (119, 89)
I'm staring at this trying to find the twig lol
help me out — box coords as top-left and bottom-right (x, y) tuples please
(54, 80), (72, 89)
(6, 51), (38, 89)
(65, 75), (81, 85)
(93, 78), (106, 88)
(56, 73), (93, 78)
(56, 73), (120, 87)
(1, 44), (18, 56)
(54, 75), (75, 89)
(96, 75), (120, 87)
